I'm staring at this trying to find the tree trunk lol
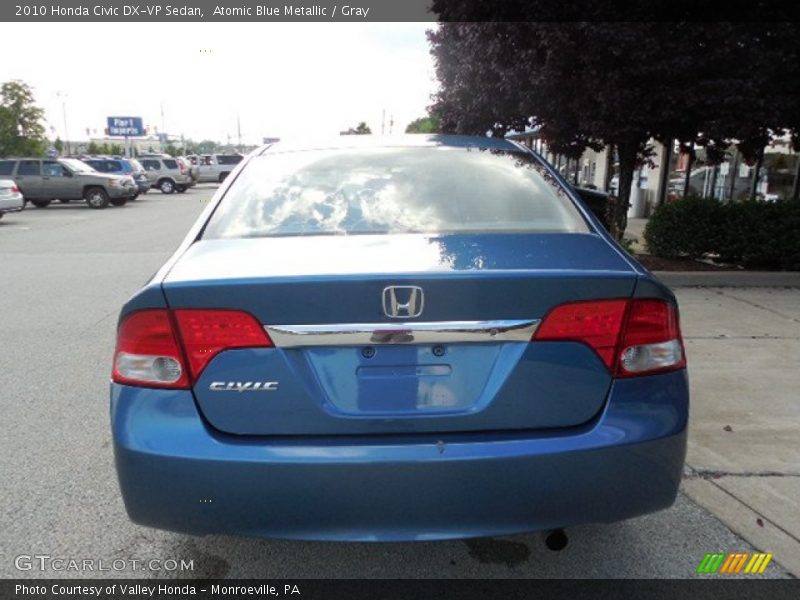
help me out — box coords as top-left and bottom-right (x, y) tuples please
(793, 154), (800, 202)
(749, 150), (764, 201)
(604, 145), (615, 192)
(728, 149), (739, 203)
(656, 139), (672, 207)
(682, 152), (694, 198)
(708, 165), (719, 200)
(610, 140), (638, 241)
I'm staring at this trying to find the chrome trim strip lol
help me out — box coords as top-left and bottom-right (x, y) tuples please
(266, 319), (539, 347)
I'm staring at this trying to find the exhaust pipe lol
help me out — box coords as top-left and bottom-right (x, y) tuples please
(543, 528), (568, 551)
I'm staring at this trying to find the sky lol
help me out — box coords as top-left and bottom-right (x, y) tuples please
(0, 22), (438, 145)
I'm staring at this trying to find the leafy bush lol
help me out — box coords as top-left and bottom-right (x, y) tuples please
(644, 197), (800, 270)
(643, 196), (723, 259)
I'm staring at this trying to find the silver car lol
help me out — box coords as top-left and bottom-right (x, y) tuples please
(0, 179), (24, 220)
(0, 158), (136, 209)
(185, 153), (243, 183)
(137, 155), (196, 194)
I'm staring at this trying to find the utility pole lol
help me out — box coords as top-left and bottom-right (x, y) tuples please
(381, 109), (385, 135)
(160, 103), (165, 136)
(56, 91), (70, 155)
(237, 114), (242, 152)
(389, 114), (394, 135)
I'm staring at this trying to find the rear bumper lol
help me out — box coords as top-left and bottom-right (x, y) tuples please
(0, 195), (24, 212)
(111, 370), (688, 541)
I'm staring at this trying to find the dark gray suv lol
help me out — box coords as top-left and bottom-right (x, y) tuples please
(0, 158), (137, 209)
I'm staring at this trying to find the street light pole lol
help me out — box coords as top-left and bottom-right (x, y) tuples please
(56, 91), (70, 156)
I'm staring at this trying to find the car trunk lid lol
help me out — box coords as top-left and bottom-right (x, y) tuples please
(162, 233), (638, 435)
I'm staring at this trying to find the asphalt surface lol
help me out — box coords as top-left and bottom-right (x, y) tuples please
(0, 186), (790, 579)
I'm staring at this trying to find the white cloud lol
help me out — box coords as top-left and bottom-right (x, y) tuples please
(0, 22), (438, 144)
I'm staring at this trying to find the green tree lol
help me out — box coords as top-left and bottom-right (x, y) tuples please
(427, 11), (800, 238)
(163, 143), (178, 156)
(109, 143), (123, 156)
(0, 80), (47, 157)
(53, 137), (64, 154)
(342, 121), (372, 135)
(405, 115), (440, 134)
(196, 139), (220, 153)
(86, 142), (101, 155)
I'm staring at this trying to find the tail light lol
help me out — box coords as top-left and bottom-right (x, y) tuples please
(112, 309), (273, 388)
(11, 185), (20, 193)
(534, 298), (685, 377)
(616, 299), (685, 377)
(178, 161), (187, 174)
(173, 309), (272, 379)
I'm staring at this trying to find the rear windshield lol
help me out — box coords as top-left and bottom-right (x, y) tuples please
(202, 147), (588, 239)
(217, 155), (243, 165)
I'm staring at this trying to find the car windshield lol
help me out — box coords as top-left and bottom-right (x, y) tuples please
(61, 159), (95, 173)
(202, 146), (589, 239)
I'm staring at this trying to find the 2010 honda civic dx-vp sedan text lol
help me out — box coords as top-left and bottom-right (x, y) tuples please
(110, 135), (688, 541)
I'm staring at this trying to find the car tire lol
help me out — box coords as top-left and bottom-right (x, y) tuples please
(31, 199), (51, 208)
(110, 197), (128, 207)
(176, 185), (187, 193)
(159, 179), (175, 194)
(130, 193), (139, 201)
(218, 172), (228, 183)
(84, 187), (110, 209)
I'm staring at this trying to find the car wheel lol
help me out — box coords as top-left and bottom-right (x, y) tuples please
(176, 185), (187, 193)
(218, 172), (228, 183)
(130, 193), (139, 201)
(110, 197), (128, 207)
(159, 179), (175, 194)
(31, 199), (51, 208)
(84, 187), (110, 209)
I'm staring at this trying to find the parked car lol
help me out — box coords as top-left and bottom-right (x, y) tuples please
(111, 135), (688, 541)
(137, 155), (195, 194)
(0, 178), (25, 220)
(0, 158), (136, 209)
(185, 153), (243, 183)
(80, 156), (150, 197)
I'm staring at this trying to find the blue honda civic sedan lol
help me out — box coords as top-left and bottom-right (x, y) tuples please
(110, 135), (688, 541)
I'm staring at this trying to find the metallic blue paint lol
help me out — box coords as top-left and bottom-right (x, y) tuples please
(111, 369), (688, 541)
(111, 135), (688, 540)
(190, 342), (611, 436)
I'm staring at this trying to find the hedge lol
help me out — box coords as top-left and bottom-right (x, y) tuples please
(644, 196), (800, 270)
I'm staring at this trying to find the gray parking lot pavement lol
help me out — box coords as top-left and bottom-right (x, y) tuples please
(0, 187), (793, 579)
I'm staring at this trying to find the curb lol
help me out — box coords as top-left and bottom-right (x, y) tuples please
(654, 271), (800, 288)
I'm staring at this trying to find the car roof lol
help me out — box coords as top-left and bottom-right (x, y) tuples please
(257, 134), (521, 155)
